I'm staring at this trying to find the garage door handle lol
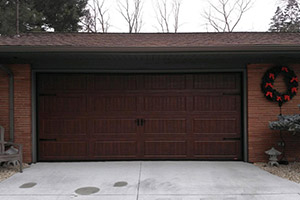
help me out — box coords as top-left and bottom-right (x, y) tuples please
(39, 138), (57, 141)
(135, 119), (140, 126)
(141, 119), (145, 126)
(223, 137), (240, 141)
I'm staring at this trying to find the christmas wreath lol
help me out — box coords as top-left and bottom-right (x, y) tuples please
(261, 66), (298, 107)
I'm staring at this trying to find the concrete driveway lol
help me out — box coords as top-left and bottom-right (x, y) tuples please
(0, 162), (299, 200)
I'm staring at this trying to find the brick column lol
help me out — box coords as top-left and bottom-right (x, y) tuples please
(0, 64), (32, 163)
(248, 64), (300, 162)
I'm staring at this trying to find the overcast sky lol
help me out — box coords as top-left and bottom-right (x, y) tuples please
(91, 0), (283, 32)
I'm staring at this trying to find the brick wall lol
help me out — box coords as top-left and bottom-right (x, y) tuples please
(1, 63), (299, 163)
(0, 67), (9, 141)
(248, 64), (300, 163)
(0, 64), (32, 163)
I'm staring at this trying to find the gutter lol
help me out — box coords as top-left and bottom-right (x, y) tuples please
(0, 65), (14, 142)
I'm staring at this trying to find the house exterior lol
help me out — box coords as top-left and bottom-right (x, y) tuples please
(0, 32), (299, 163)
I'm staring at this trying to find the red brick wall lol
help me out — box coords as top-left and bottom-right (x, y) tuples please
(0, 67), (9, 141)
(248, 64), (300, 163)
(1, 63), (300, 163)
(0, 64), (32, 163)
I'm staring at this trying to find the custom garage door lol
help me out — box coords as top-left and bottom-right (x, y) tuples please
(37, 73), (242, 161)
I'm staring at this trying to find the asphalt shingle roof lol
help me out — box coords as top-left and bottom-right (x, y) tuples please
(0, 32), (299, 48)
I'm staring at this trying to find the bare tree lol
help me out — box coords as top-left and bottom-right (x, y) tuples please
(97, 0), (110, 33)
(173, 0), (181, 33)
(81, 10), (95, 32)
(117, 0), (143, 33)
(203, 0), (252, 32)
(155, 0), (182, 33)
(156, 0), (170, 32)
(81, 0), (110, 33)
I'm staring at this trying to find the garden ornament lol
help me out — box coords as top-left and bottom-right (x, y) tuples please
(265, 147), (281, 167)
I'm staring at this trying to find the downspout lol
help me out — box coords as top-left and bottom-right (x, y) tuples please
(0, 65), (14, 142)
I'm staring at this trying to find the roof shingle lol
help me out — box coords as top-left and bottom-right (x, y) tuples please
(0, 32), (300, 48)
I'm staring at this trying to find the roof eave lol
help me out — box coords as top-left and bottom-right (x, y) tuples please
(0, 45), (300, 53)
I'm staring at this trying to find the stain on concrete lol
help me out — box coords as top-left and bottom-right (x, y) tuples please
(140, 178), (179, 192)
(113, 181), (128, 187)
(19, 182), (37, 188)
(74, 187), (100, 195)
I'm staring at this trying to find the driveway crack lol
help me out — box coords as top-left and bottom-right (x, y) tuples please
(136, 162), (142, 200)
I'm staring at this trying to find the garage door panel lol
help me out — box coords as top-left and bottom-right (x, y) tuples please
(144, 141), (187, 157)
(39, 74), (87, 91)
(193, 96), (240, 112)
(39, 141), (88, 160)
(92, 141), (137, 158)
(92, 74), (138, 90)
(91, 119), (137, 135)
(193, 141), (240, 158)
(193, 73), (240, 90)
(40, 118), (87, 137)
(88, 96), (138, 112)
(143, 119), (187, 134)
(193, 118), (239, 135)
(143, 74), (186, 90)
(143, 96), (187, 111)
(40, 95), (87, 114)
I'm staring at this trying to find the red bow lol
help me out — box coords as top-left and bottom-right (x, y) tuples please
(269, 73), (275, 79)
(277, 96), (282, 101)
(292, 87), (298, 93)
(265, 83), (273, 88)
(290, 77), (298, 83)
(282, 67), (288, 72)
(284, 95), (290, 101)
(266, 92), (273, 98)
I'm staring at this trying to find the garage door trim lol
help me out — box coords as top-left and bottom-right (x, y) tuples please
(31, 69), (248, 163)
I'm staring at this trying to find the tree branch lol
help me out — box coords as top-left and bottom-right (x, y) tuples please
(155, 0), (182, 33)
(203, 0), (253, 32)
(118, 0), (143, 33)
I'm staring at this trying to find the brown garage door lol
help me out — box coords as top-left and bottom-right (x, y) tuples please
(37, 73), (242, 161)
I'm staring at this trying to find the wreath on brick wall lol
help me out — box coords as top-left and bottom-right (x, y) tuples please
(261, 66), (298, 107)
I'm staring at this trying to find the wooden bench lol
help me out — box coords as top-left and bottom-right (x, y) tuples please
(0, 126), (23, 173)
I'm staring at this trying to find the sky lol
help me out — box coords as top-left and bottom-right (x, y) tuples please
(89, 0), (282, 32)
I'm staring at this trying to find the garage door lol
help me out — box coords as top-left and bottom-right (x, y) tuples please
(37, 73), (242, 161)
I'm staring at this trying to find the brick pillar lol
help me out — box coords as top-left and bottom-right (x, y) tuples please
(0, 64), (32, 163)
(247, 64), (300, 163)
(0, 67), (9, 141)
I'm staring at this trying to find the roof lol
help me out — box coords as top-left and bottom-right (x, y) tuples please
(0, 32), (300, 52)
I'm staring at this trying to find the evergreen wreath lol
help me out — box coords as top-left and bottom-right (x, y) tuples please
(261, 66), (298, 107)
